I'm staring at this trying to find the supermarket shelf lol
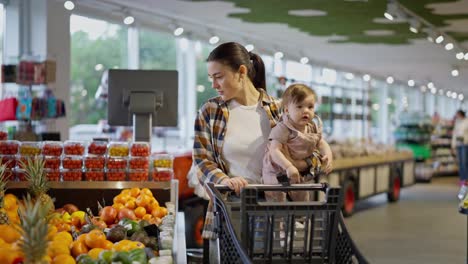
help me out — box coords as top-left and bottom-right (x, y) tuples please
(433, 170), (458, 177)
(7, 181), (171, 190)
(431, 144), (451, 149)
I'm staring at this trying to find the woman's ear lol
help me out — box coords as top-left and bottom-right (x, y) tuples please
(238, 65), (248, 79)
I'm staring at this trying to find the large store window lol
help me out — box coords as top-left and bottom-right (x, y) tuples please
(139, 29), (176, 70)
(69, 15), (127, 126)
(196, 42), (217, 108)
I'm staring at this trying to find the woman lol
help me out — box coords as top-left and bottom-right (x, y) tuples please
(192, 42), (332, 261)
(452, 110), (468, 186)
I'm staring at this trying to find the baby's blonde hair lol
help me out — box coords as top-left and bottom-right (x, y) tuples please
(281, 84), (317, 109)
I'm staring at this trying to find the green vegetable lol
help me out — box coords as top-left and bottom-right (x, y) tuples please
(98, 250), (113, 263)
(128, 248), (148, 264)
(111, 251), (132, 264)
(118, 219), (141, 236)
(76, 254), (97, 264)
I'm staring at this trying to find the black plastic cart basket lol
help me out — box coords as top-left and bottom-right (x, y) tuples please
(207, 182), (368, 264)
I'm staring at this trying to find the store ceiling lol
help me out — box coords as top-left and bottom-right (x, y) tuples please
(78, 0), (468, 96)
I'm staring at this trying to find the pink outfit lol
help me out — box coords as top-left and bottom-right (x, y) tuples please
(263, 115), (323, 201)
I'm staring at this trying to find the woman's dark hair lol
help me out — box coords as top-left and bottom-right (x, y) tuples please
(207, 42), (266, 89)
(457, 109), (466, 118)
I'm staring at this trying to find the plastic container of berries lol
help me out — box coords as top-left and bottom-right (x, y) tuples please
(152, 153), (174, 169)
(63, 141), (85, 156)
(87, 141), (108, 156)
(152, 168), (173, 182)
(19, 141), (42, 156)
(84, 169), (105, 181)
(17, 156), (41, 170)
(84, 155), (106, 170)
(106, 157), (128, 170)
(61, 169), (83, 181)
(129, 157), (150, 170)
(106, 169), (127, 181)
(45, 169), (61, 181)
(15, 169), (27, 181)
(62, 156), (83, 170)
(0, 140), (19, 155)
(0, 131), (8, 141)
(4, 169), (16, 181)
(128, 169), (149, 181)
(130, 142), (151, 157)
(44, 156), (61, 169)
(42, 141), (63, 157)
(0, 155), (17, 170)
(108, 142), (129, 157)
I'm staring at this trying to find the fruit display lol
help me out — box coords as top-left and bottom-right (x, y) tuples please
(128, 170), (149, 181)
(0, 140), (19, 155)
(129, 157), (149, 170)
(1, 155), (16, 169)
(152, 169), (173, 182)
(84, 170), (105, 181)
(107, 170), (126, 181)
(107, 157), (127, 170)
(64, 141), (85, 156)
(151, 154), (173, 182)
(62, 170), (83, 181)
(108, 142), (129, 157)
(62, 156), (84, 170)
(42, 141), (63, 156)
(152, 154), (173, 169)
(130, 142), (151, 157)
(19, 141), (42, 156)
(85, 156), (105, 169)
(44, 157), (61, 169)
(45, 169), (61, 181)
(87, 141), (108, 156)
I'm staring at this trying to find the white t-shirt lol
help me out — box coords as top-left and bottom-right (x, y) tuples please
(222, 100), (271, 183)
(452, 118), (468, 148)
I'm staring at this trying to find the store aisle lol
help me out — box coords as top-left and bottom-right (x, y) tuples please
(345, 177), (465, 264)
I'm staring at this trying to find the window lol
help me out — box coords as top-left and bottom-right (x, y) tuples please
(69, 15), (127, 127)
(139, 29), (176, 70)
(196, 42), (217, 108)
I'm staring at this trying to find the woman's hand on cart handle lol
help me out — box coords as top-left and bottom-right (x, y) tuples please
(322, 155), (333, 174)
(220, 177), (249, 195)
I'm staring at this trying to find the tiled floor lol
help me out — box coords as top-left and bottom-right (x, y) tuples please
(344, 176), (465, 264)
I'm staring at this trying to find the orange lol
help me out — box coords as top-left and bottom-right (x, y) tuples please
(151, 206), (168, 219)
(70, 241), (88, 258)
(134, 207), (146, 218)
(112, 203), (125, 212)
(148, 199), (160, 212)
(140, 188), (153, 197)
(113, 194), (130, 205)
(53, 231), (73, 245)
(76, 234), (87, 243)
(129, 187), (141, 198)
(85, 229), (106, 248)
(120, 189), (131, 196)
(0, 224), (20, 243)
(47, 241), (70, 258)
(4, 194), (18, 211)
(102, 240), (114, 250)
(142, 214), (153, 221)
(56, 223), (71, 232)
(88, 248), (105, 260)
(124, 199), (136, 210)
(53, 254), (76, 264)
(47, 225), (58, 241)
(135, 195), (151, 208)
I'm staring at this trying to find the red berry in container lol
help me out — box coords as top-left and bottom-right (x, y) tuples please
(84, 170), (105, 181)
(106, 170), (126, 181)
(5, 169), (15, 181)
(0, 131), (8, 141)
(62, 170), (82, 181)
(42, 142), (63, 156)
(0, 155), (16, 169)
(130, 142), (150, 157)
(18, 157), (40, 169)
(63, 141), (85, 155)
(84, 156), (105, 169)
(62, 156), (83, 170)
(128, 169), (149, 181)
(106, 157), (127, 170)
(0, 140), (19, 155)
(16, 169), (27, 181)
(45, 169), (61, 181)
(87, 141), (108, 155)
(44, 157), (61, 169)
(129, 157), (149, 170)
(152, 169), (173, 182)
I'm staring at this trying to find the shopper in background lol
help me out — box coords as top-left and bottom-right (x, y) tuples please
(263, 84), (333, 202)
(452, 110), (468, 185)
(191, 42), (332, 262)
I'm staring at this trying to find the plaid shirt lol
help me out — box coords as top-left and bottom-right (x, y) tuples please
(193, 89), (280, 239)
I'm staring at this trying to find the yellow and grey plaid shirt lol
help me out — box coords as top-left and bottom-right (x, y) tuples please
(193, 89), (280, 239)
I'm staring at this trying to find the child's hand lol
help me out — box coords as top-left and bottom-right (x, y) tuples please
(322, 155), (333, 174)
(286, 166), (301, 184)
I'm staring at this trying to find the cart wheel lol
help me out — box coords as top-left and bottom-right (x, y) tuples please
(342, 180), (355, 217)
(388, 175), (401, 202)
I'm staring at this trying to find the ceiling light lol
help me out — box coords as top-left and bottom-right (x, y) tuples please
(435, 35), (444, 44)
(452, 92), (458, 99)
(384, 12), (394, 21)
(451, 69), (459, 77)
(300, 57), (309, 64)
(427, 36), (434, 43)
(363, 74), (371, 82)
(209, 36), (220, 45)
(197, 85), (205, 93)
(245, 44), (254, 52)
(372, 103), (380, 111)
(445, 43), (454, 50)
(64, 1), (75, 10)
(173, 27), (184, 36)
(420, 86), (427, 92)
(409, 27), (418, 34)
(408, 79), (415, 87)
(386, 76), (394, 84)
(94, 64), (103, 71)
(345, 73), (354, 80)
(457, 52), (465, 60)
(446, 91), (452, 97)
(459, 94), (464, 101)
(274, 51), (284, 60)
(430, 88), (436, 94)
(123, 15), (134, 25)
(427, 82), (435, 89)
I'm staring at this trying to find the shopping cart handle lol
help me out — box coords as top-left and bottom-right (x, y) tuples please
(212, 182), (329, 192)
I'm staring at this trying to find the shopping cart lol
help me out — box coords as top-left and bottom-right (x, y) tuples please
(207, 182), (368, 264)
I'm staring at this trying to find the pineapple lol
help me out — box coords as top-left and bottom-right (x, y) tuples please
(0, 163), (10, 225)
(19, 157), (55, 213)
(17, 193), (50, 264)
